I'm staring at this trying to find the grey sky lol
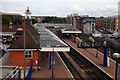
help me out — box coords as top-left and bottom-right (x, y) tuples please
(1, 0), (120, 17)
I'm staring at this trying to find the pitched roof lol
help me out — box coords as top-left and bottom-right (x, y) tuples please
(8, 23), (40, 50)
(2, 24), (22, 32)
(8, 32), (39, 49)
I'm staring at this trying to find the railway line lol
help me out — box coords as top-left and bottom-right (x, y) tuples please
(58, 52), (84, 80)
(58, 47), (113, 80)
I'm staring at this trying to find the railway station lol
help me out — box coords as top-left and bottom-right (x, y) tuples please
(61, 27), (81, 39)
(1, 5), (120, 80)
(62, 38), (120, 80)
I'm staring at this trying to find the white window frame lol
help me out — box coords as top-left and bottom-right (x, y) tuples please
(25, 51), (33, 59)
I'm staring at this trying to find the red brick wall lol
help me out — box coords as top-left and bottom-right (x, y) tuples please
(95, 19), (101, 28)
(76, 20), (83, 32)
(32, 51), (39, 66)
(9, 51), (39, 67)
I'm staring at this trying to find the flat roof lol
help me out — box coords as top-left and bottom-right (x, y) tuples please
(35, 23), (70, 52)
(61, 27), (81, 34)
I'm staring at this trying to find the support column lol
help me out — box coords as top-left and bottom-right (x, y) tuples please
(49, 52), (51, 69)
(52, 51), (54, 80)
(103, 46), (108, 67)
(115, 58), (118, 80)
(46, 52), (49, 58)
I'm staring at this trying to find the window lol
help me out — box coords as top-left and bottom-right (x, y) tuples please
(25, 51), (33, 59)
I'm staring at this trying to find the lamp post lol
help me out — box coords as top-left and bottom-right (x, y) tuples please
(113, 53), (120, 80)
(25, 7), (32, 23)
(24, 7), (31, 80)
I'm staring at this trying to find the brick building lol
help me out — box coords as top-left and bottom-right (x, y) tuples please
(2, 13), (22, 25)
(95, 16), (117, 33)
(7, 22), (41, 67)
(95, 18), (102, 29)
(118, 1), (120, 33)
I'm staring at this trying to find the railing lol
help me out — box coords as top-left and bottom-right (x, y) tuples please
(0, 66), (21, 80)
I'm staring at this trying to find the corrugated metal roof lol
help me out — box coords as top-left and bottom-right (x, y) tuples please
(35, 25), (69, 48)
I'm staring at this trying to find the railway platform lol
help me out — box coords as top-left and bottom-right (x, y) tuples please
(31, 52), (73, 79)
(63, 39), (120, 80)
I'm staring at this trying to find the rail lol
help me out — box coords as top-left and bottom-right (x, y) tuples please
(0, 66), (21, 80)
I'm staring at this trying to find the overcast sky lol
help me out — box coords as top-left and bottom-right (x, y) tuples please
(1, 0), (120, 17)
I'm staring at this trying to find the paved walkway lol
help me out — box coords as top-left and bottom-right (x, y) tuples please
(64, 39), (120, 80)
(31, 52), (72, 79)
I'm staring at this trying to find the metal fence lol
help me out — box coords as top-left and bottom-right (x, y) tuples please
(0, 66), (21, 80)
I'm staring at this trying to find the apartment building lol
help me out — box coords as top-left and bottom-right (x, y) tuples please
(118, 1), (120, 33)
(95, 16), (117, 33)
(67, 13), (88, 32)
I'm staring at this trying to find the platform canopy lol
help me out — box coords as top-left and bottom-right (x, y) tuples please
(35, 23), (70, 52)
(0, 32), (15, 36)
(61, 27), (81, 34)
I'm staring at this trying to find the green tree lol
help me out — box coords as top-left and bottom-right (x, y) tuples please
(42, 16), (67, 23)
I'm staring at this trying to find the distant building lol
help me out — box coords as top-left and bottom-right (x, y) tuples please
(95, 16), (117, 33)
(106, 17), (117, 32)
(118, 2), (120, 33)
(81, 17), (95, 34)
(67, 13), (89, 32)
(95, 17), (102, 29)
(2, 12), (22, 25)
(118, 16), (120, 33)
(31, 16), (45, 23)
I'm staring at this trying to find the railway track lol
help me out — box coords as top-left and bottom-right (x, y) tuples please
(69, 48), (112, 80)
(58, 47), (113, 80)
(58, 52), (84, 80)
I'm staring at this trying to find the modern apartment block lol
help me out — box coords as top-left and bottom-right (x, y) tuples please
(106, 17), (117, 32)
(67, 13), (79, 27)
(67, 13), (88, 32)
(67, 13), (95, 34)
(118, 1), (120, 33)
(81, 17), (95, 34)
(95, 16), (118, 33)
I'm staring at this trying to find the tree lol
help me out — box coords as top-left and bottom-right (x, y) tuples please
(2, 15), (22, 25)
(42, 16), (67, 23)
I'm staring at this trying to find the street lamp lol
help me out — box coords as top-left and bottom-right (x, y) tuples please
(25, 7), (32, 22)
(23, 7), (32, 80)
(113, 53), (120, 80)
